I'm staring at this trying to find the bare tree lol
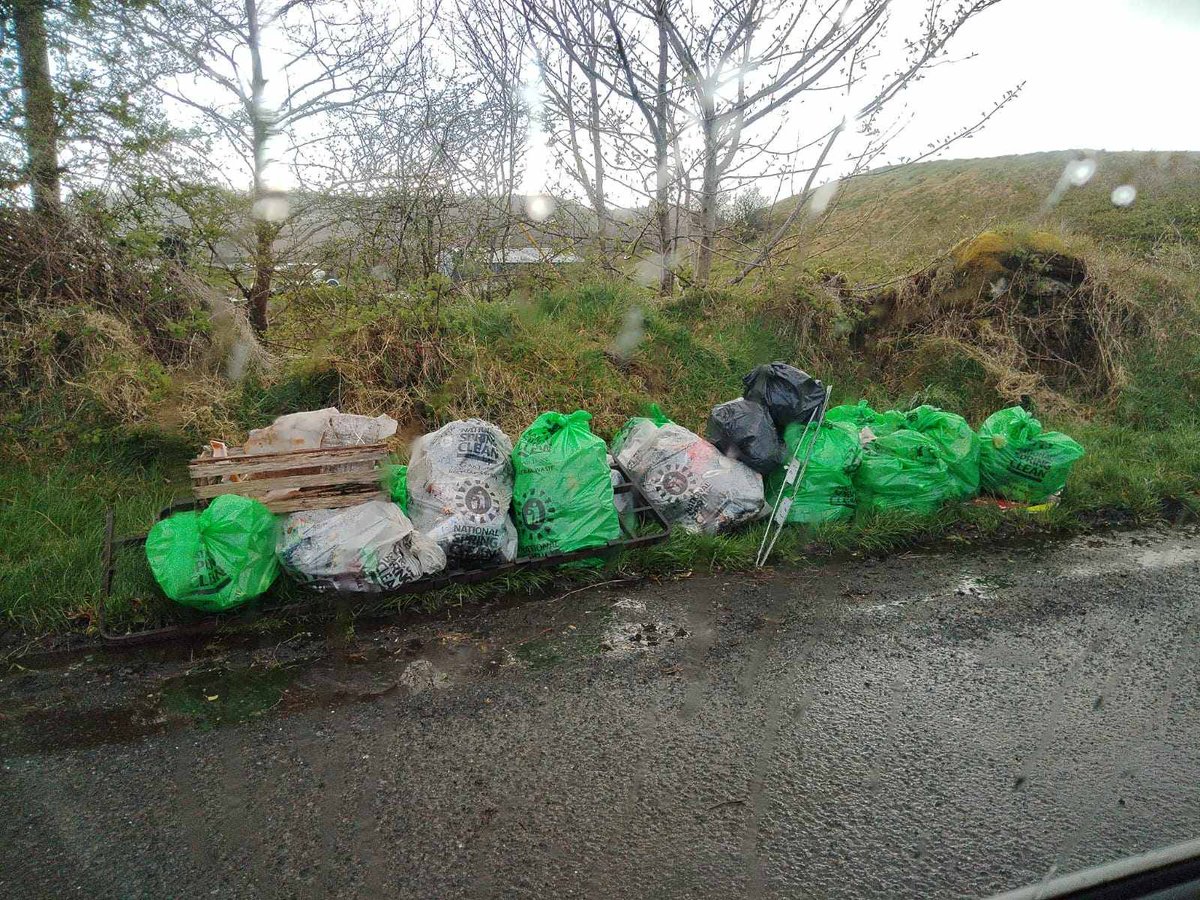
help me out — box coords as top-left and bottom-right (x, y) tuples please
(521, 0), (683, 296)
(658, 0), (1009, 285)
(456, 0), (530, 258)
(532, 7), (615, 251)
(318, 71), (505, 284)
(135, 0), (429, 332)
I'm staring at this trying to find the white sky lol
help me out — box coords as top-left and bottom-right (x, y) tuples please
(884, 0), (1200, 162)
(512, 0), (1200, 200)
(169, 0), (1200, 199)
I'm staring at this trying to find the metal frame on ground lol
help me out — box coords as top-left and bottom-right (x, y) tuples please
(98, 459), (671, 645)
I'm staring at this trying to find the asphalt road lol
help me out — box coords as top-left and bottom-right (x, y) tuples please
(4, 527), (1200, 899)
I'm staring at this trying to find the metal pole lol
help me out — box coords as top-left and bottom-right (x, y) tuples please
(755, 385), (832, 568)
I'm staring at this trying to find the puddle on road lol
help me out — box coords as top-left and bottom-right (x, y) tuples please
(599, 619), (689, 656)
(11, 530), (1193, 757)
(1, 587), (695, 756)
(159, 666), (294, 729)
(852, 573), (1003, 613)
(4, 704), (169, 753)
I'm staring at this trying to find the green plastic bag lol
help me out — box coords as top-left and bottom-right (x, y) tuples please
(611, 403), (672, 459)
(825, 400), (877, 430)
(825, 402), (905, 437)
(978, 407), (1085, 502)
(146, 494), (279, 612)
(765, 421), (862, 525)
(513, 410), (621, 557)
(386, 463), (409, 513)
(856, 430), (955, 515)
(905, 405), (980, 501)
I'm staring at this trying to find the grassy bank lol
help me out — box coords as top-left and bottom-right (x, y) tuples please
(3, 303), (1197, 638)
(3, 414), (1196, 639)
(3, 150), (1199, 639)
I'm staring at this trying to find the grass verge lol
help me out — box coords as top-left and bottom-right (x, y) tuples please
(2, 410), (1194, 643)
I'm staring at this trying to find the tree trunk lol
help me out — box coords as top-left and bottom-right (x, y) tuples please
(653, 2), (674, 297)
(587, 72), (610, 253)
(244, 0), (274, 335)
(248, 221), (274, 334)
(12, 0), (60, 215)
(695, 111), (719, 287)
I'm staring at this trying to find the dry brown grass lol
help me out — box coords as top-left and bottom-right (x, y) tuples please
(848, 229), (1143, 414)
(0, 209), (269, 430)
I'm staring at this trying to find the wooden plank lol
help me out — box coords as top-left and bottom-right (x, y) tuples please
(192, 441), (387, 464)
(189, 446), (386, 476)
(261, 490), (388, 513)
(192, 470), (385, 500)
(189, 446), (386, 478)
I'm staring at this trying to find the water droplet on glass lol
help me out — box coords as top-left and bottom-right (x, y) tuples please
(808, 180), (839, 217)
(526, 194), (556, 222)
(610, 306), (645, 358)
(252, 192), (289, 223)
(1042, 154), (1098, 212)
(1111, 184), (1137, 207)
(225, 337), (251, 381)
(634, 253), (673, 287)
(1067, 159), (1096, 186)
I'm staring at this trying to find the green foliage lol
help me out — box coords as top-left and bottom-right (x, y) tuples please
(234, 366), (341, 430)
(0, 0), (181, 198)
(6, 150), (1200, 636)
(794, 150), (1200, 278)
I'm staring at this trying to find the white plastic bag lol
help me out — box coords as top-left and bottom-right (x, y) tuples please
(276, 500), (446, 593)
(613, 418), (661, 472)
(620, 422), (764, 534)
(243, 408), (398, 455)
(245, 408), (338, 454)
(323, 413), (398, 447)
(407, 418), (518, 565)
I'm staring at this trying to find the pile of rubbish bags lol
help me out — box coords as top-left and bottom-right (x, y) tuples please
(146, 361), (1086, 613)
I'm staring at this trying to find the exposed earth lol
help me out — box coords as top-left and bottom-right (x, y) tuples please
(3, 527), (1200, 898)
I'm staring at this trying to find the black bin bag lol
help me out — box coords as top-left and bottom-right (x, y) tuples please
(742, 362), (826, 429)
(705, 398), (783, 474)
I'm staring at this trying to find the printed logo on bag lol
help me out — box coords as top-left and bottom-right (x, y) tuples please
(456, 427), (503, 465)
(191, 547), (229, 594)
(646, 462), (696, 503)
(373, 542), (420, 589)
(454, 477), (502, 524)
(448, 525), (504, 561)
(520, 487), (558, 538)
(830, 486), (855, 507)
(1007, 451), (1051, 481)
(660, 468), (691, 496)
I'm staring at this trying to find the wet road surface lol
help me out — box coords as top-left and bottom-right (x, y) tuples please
(3, 528), (1200, 898)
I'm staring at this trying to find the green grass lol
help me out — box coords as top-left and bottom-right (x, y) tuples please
(3, 282), (1197, 638)
(2, 400), (1194, 639)
(0, 432), (187, 634)
(781, 150), (1200, 280)
(4, 150), (1200, 639)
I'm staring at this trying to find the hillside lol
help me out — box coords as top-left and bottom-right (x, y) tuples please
(4, 151), (1200, 637)
(782, 150), (1200, 278)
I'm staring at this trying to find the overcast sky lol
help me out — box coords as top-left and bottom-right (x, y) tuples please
(512, 0), (1200, 201)
(180, 0), (1200, 201)
(880, 0), (1200, 161)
